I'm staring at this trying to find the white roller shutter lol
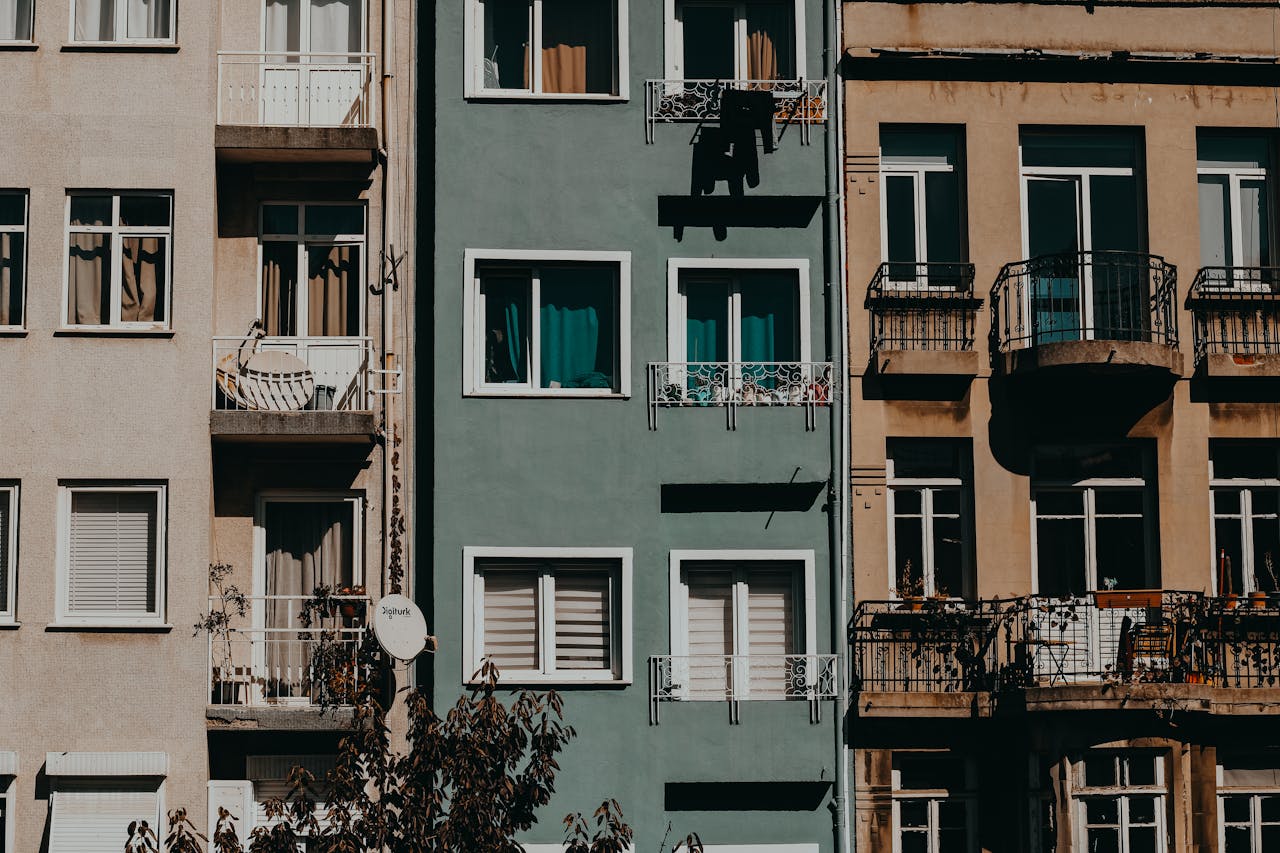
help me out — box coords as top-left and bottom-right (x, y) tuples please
(746, 567), (797, 698)
(553, 570), (611, 672)
(685, 568), (733, 699)
(208, 780), (253, 844)
(49, 780), (161, 853)
(67, 491), (157, 616)
(482, 570), (539, 671)
(249, 756), (336, 837)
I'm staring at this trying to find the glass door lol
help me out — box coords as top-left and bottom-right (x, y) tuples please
(262, 0), (366, 125)
(1025, 176), (1083, 344)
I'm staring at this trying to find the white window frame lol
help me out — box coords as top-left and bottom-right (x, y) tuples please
(463, 248), (632, 398)
(0, 1), (33, 43)
(0, 191), (27, 330)
(1217, 761), (1280, 853)
(664, 0), (806, 81)
(252, 491), (365, 600)
(464, 0), (630, 100)
(879, 135), (963, 291)
(0, 484), (17, 624)
(258, 0), (369, 54)
(1073, 752), (1167, 853)
(258, 202), (367, 338)
(68, 0), (177, 44)
(61, 192), (173, 331)
(890, 755), (979, 853)
(462, 546), (633, 685)
(1197, 161), (1271, 289)
(886, 451), (971, 600)
(1210, 450), (1280, 596)
(666, 258), (811, 364)
(55, 483), (167, 628)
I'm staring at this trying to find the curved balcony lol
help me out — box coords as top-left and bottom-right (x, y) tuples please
(865, 262), (983, 377)
(989, 251), (1182, 376)
(1185, 266), (1280, 377)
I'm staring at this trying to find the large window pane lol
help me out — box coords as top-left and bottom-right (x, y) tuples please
(483, 0), (531, 89)
(306, 245), (361, 336)
(482, 571), (540, 672)
(1037, 516), (1087, 597)
(304, 205), (364, 236)
(685, 281), (729, 363)
(933, 514), (963, 598)
(539, 266), (617, 389)
(127, 0), (172, 40)
(681, 4), (735, 79)
(0, 0), (32, 40)
(120, 236), (167, 323)
(309, 0), (362, 54)
(739, 272), (800, 363)
(67, 233), (111, 325)
(481, 273), (530, 384)
(744, 0), (793, 79)
(554, 571), (611, 670)
(1216, 515), (1246, 597)
(1094, 515), (1147, 590)
(1242, 179), (1270, 268)
(1199, 174), (1232, 269)
(262, 242), (300, 337)
(74, 0), (116, 41)
(0, 230), (23, 326)
(542, 0), (615, 94)
(885, 174), (919, 272)
(925, 170), (963, 267)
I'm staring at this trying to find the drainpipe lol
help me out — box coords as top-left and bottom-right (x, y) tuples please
(822, 0), (851, 852)
(379, 0), (397, 601)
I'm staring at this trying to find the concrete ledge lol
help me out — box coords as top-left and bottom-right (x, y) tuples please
(1002, 339), (1183, 376)
(206, 705), (355, 731)
(214, 125), (379, 163)
(855, 691), (992, 718)
(872, 349), (980, 377)
(209, 410), (376, 442)
(1022, 683), (1280, 714)
(1202, 352), (1280, 378)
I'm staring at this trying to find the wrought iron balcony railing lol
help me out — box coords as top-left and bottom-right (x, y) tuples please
(1185, 267), (1280, 366)
(648, 654), (838, 724)
(212, 336), (372, 413)
(217, 51), (377, 128)
(990, 251), (1178, 352)
(850, 599), (1007, 693)
(866, 262), (982, 356)
(644, 79), (827, 144)
(207, 594), (370, 708)
(647, 361), (832, 430)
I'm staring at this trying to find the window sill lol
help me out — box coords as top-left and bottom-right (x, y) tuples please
(54, 328), (174, 338)
(466, 389), (630, 400)
(62, 42), (180, 52)
(0, 329), (28, 337)
(0, 42), (38, 51)
(465, 91), (628, 103)
(47, 622), (173, 632)
(0, 621), (18, 630)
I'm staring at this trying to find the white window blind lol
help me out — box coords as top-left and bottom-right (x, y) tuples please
(483, 570), (540, 671)
(746, 569), (795, 698)
(554, 572), (611, 670)
(248, 755), (336, 836)
(686, 570), (733, 698)
(49, 781), (161, 853)
(67, 491), (157, 617)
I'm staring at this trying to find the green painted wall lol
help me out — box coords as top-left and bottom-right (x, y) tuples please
(424, 1), (839, 848)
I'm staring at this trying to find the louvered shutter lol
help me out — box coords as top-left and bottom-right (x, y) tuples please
(746, 567), (797, 698)
(67, 491), (157, 616)
(249, 755), (335, 837)
(685, 568), (733, 699)
(553, 569), (611, 673)
(208, 780), (253, 844)
(0, 491), (10, 614)
(482, 569), (539, 672)
(49, 780), (161, 853)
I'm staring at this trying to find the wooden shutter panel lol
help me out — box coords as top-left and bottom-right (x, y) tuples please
(68, 491), (156, 616)
(746, 566), (797, 698)
(482, 569), (539, 671)
(685, 568), (733, 698)
(207, 780), (253, 844)
(553, 569), (611, 672)
(49, 781), (160, 853)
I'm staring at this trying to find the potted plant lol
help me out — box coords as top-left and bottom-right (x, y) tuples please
(338, 585), (367, 620)
(894, 561), (925, 611)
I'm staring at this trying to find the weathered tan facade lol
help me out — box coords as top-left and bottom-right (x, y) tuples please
(844, 2), (1280, 851)
(0, 0), (413, 848)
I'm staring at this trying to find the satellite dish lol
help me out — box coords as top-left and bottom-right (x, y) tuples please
(372, 594), (430, 661)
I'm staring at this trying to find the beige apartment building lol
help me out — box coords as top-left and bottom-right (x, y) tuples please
(0, 1), (413, 850)
(844, 1), (1280, 851)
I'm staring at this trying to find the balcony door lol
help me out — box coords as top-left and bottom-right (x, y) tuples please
(1198, 134), (1273, 290)
(672, 0), (796, 81)
(262, 0), (367, 125)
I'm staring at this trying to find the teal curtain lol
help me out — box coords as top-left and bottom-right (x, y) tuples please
(481, 274), (528, 383)
(540, 267), (615, 389)
(685, 283), (728, 363)
(740, 272), (800, 387)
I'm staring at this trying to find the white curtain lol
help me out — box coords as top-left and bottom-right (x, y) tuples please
(0, 0), (32, 40)
(310, 0), (362, 54)
(74, 0), (115, 41)
(265, 0), (301, 54)
(127, 0), (171, 39)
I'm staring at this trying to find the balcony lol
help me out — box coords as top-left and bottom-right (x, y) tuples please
(210, 335), (376, 441)
(647, 361), (833, 430)
(207, 594), (370, 717)
(648, 654), (839, 724)
(990, 251), (1182, 376)
(215, 51), (378, 162)
(865, 262), (983, 378)
(1186, 267), (1280, 377)
(644, 79), (827, 145)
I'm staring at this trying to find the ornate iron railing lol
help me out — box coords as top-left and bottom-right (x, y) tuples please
(647, 361), (832, 430)
(644, 79), (827, 144)
(850, 599), (1008, 693)
(866, 262), (982, 356)
(648, 654), (838, 724)
(1185, 267), (1280, 367)
(217, 51), (377, 127)
(990, 251), (1179, 353)
(207, 595), (369, 708)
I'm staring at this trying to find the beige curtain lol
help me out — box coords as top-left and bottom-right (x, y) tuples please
(307, 244), (358, 336)
(67, 232), (109, 325)
(261, 242), (296, 336)
(0, 232), (20, 326)
(120, 236), (163, 322)
(74, 0), (115, 41)
(746, 2), (790, 80)
(541, 0), (612, 94)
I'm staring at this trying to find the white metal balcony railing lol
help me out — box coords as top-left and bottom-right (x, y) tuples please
(647, 361), (833, 430)
(648, 654), (839, 724)
(208, 595), (370, 708)
(217, 51), (377, 128)
(212, 336), (372, 413)
(644, 79), (827, 144)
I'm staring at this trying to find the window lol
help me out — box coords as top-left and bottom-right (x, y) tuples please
(260, 203), (365, 337)
(891, 754), (977, 853)
(64, 193), (172, 330)
(71, 0), (175, 43)
(0, 193), (26, 329)
(58, 484), (166, 626)
(469, 0), (625, 97)
(1210, 442), (1280, 596)
(49, 779), (163, 853)
(670, 259), (809, 366)
(0, 484), (16, 623)
(1198, 133), (1274, 288)
(670, 550), (816, 700)
(247, 755), (334, 842)
(667, 0), (803, 81)
(465, 249), (631, 396)
(1032, 446), (1155, 597)
(1219, 755), (1280, 853)
(1074, 752), (1166, 853)
(887, 440), (972, 600)
(0, 769), (11, 853)
(1020, 129), (1146, 342)
(261, 0), (368, 125)
(265, 0), (365, 53)
(0, 1), (32, 41)
(464, 547), (632, 684)
(880, 127), (967, 288)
